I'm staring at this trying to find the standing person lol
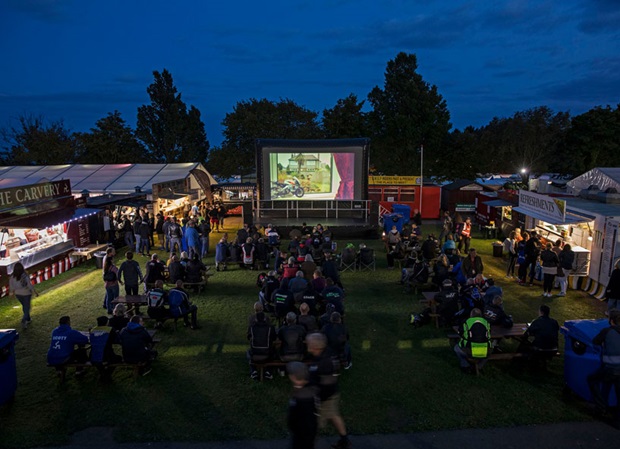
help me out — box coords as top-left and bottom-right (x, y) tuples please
(438, 211), (453, 243)
(286, 361), (319, 449)
(208, 206), (219, 232)
(118, 251), (144, 296)
(199, 218), (211, 258)
(162, 216), (172, 252)
(504, 231), (517, 278)
(133, 216), (142, 254)
(557, 244), (574, 297)
(587, 310), (620, 426)
(155, 213), (165, 250)
(121, 215), (134, 250)
(139, 217), (151, 256)
(217, 204), (227, 230)
(517, 232), (530, 284)
(185, 220), (200, 260)
(606, 260), (620, 312)
(168, 217), (183, 255)
(103, 255), (121, 314)
(540, 243), (559, 297)
(307, 333), (352, 449)
(8, 262), (39, 329)
(524, 231), (542, 286)
(458, 217), (472, 253)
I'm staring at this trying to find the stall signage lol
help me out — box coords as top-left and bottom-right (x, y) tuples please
(0, 180), (71, 209)
(518, 190), (566, 222)
(369, 176), (421, 185)
(455, 203), (475, 212)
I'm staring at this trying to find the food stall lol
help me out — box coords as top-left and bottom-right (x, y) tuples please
(513, 189), (620, 297)
(0, 180), (101, 296)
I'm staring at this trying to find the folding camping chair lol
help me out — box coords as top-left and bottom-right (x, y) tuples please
(339, 247), (357, 272)
(358, 247), (376, 271)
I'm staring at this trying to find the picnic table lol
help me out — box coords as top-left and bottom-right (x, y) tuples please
(112, 294), (148, 315)
(70, 243), (108, 260)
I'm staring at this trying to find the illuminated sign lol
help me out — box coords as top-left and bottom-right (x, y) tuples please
(0, 180), (72, 209)
(518, 190), (566, 222)
(369, 176), (421, 185)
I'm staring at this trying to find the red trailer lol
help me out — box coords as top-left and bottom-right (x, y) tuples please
(368, 176), (441, 219)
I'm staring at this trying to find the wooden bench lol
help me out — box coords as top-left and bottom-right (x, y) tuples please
(48, 361), (149, 383)
(253, 359), (314, 382)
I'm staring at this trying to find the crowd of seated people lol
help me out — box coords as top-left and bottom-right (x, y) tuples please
(46, 277), (202, 380)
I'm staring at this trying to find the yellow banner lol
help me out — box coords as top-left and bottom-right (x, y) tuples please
(369, 176), (421, 185)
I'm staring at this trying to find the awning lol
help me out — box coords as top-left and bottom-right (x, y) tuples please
(483, 199), (513, 207)
(157, 192), (189, 200)
(71, 208), (101, 220)
(513, 206), (594, 225)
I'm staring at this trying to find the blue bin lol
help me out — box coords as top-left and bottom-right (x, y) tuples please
(382, 213), (405, 234)
(0, 329), (19, 405)
(561, 319), (617, 405)
(392, 204), (411, 224)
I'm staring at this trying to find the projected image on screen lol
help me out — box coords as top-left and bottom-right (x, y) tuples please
(269, 152), (355, 200)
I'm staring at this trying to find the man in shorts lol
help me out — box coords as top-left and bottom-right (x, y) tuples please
(307, 333), (352, 449)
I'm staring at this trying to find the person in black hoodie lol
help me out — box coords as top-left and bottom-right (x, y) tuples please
(119, 315), (156, 375)
(247, 312), (276, 380)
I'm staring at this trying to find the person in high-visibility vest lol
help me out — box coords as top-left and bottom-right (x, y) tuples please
(454, 308), (491, 374)
(458, 217), (472, 253)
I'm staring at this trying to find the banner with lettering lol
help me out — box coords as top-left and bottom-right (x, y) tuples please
(369, 176), (421, 185)
(0, 180), (72, 209)
(518, 190), (566, 223)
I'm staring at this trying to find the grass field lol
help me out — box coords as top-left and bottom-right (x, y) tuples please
(0, 224), (609, 448)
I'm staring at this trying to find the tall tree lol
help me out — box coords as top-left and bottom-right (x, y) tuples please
(210, 98), (321, 178)
(563, 105), (620, 173)
(0, 115), (76, 165)
(322, 94), (368, 138)
(136, 69), (209, 163)
(74, 111), (146, 163)
(367, 52), (451, 176)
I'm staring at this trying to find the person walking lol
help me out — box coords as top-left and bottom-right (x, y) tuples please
(504, 231), (517, 278)
(605, 259), (620, 312)
(9, 262), (39, 329)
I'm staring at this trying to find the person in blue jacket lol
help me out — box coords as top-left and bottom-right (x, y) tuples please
(47, 316), (89, 367)
(89, 316), (121, 380)
(185, 220), (201, 260)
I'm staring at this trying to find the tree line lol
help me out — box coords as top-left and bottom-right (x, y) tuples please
(1, 53), (619, 180)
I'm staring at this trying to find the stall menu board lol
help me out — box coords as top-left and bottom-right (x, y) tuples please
(67, 217), (90, 247)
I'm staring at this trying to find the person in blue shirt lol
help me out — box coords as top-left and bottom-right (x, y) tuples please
(89, 316), (121, 380)
(47, 316), (89, 369)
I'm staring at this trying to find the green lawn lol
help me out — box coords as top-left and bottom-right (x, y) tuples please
(0, 227), (608, 448)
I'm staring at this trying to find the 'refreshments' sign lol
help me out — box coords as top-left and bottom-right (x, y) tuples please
(518, 190), (566, 223)
(0, 180), (72, 209)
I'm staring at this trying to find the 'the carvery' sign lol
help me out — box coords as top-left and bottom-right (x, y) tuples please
(0, 180), (72, 208)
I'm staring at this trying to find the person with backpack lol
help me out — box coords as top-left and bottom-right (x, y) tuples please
(454, 308), (491, 374)
(168, 281), (199, 330)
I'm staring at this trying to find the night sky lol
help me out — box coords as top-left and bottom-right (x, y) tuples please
(1, 0), (619, 147)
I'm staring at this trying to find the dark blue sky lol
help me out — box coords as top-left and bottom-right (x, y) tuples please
(1, 0), (619, 147)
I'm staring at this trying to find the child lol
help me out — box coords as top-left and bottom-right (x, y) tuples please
(287, 361), (319, 449)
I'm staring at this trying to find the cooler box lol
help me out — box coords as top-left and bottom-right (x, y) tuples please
(561, 319), (617, 405)
(392, 204), (411, 224)
(0, 329), (19, 405)
(382, 213), (405, 234)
